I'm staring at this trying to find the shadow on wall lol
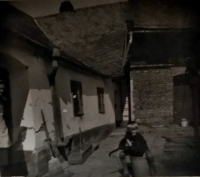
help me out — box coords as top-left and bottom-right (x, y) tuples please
(56, 68), (116, 104)
(55, 65), (116, 122)
(2, 127), (28, 176)
(55, 66), (118, 155)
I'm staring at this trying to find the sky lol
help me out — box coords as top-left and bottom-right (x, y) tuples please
(10, 0), (127, 18)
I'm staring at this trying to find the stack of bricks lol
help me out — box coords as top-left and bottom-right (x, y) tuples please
(131, 68), (173, 124)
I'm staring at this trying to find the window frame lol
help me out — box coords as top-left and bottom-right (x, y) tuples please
(70, 80), (84, 117)
(97, 87), (105, 114)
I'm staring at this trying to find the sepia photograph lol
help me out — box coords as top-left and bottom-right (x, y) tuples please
(0, 0), (200, 176)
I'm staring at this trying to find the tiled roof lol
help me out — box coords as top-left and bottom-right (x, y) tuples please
(36, 3), (127, 76)
(0, 2), (122, 77)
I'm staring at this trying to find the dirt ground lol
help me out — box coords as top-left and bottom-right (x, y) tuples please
(62, 125), (200, 177)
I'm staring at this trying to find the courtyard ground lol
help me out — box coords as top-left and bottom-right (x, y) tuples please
(46, 125), (200, 177)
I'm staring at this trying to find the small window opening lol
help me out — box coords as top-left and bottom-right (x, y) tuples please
(70, 80), (84, 116)
(97, 87), (105, 114)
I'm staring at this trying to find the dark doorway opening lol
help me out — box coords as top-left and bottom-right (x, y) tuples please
(0, 67), (13, 175)
(0, 67), (12, 141)
(173, 74), (193, 125)
(114, 90), (123, 128)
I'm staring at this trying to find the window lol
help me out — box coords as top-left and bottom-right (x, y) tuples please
(97, 87), (105, 114)
(70, 80), (84, 116)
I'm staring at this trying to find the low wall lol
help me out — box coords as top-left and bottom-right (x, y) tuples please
(69, 123), (116, 149)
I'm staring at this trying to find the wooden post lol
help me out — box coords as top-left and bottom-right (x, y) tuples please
(51, 83), (63, 142)
(127, 61), (132, 123)
(125, 22), (134, 123)
(190, 75), (200, 138)
(79, 127), (83, 152)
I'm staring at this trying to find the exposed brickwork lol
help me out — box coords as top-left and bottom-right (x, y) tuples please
(131, 68), (173, 124)
(36, 3), (126, 76)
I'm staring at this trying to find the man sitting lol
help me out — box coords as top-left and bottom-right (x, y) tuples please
(119, 121), (157, 177)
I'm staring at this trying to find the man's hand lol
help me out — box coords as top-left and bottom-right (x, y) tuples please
(126, 139), (132, 146)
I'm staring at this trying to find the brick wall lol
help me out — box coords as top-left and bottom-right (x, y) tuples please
(131, 68), (173, 124)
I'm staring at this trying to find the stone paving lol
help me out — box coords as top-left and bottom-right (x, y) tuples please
(39, 125), (200, 177)
(63, 126), (200, 177)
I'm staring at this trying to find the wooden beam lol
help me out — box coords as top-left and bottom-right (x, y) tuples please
(133, 28), (200, 33)
(131, 64), (174, 69)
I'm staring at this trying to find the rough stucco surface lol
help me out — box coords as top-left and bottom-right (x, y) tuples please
(56, 66), (117, 137)
(131, 68), (173, 124)
(21, 89), (56, 150)
(0, 34), (119, 176)
(0, 33), (118, 149)
(36, 3), (126, 76)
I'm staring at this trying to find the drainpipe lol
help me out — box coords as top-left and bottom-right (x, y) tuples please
(50, 47), (63, 144)
(121, 31), (133, 72)
(122, 31), (133, 123)
(128, 32), (133, 123)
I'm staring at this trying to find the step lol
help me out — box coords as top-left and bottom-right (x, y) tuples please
(68, 144), (93, 165)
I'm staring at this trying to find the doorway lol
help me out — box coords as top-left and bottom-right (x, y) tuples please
(0, 67), (12, 141)
(114, 90), (122, 128)
(173, 74), (193, 124)
(0, 54), (29, 176)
